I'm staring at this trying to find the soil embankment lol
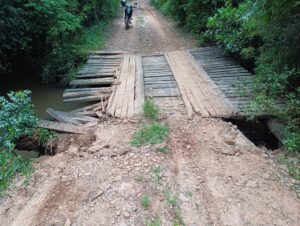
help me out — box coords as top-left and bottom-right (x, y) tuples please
(0, 1), (299, 225)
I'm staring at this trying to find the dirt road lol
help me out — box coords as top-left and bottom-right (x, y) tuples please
(0, 1), (299, 225)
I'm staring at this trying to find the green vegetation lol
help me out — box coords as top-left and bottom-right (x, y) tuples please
(1, 0), (119, 82)
(145, 216), (161, 226)
(143, 98), (160, 120)
(131, 123), (169, 146)
(276, 153), (300, 181)
(152, 166), (162, 185)
(0, 90), (38, 191)
(157, 147), (168, 154)
(173, 209), (185, 226)
(165, 189), (177, 206)
(186, 191), (193, 197)
(132, 98), (168, 146)
(153, 0), (300, 152)
(141, 194), (150, 209)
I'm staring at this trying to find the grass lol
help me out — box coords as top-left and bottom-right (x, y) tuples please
(62, 20), (109, 83)
(152, 166), (162, 185)
(141, 194), (150, 209)
(157, 147), (168, 154)
(173, 210), (185, 226)
(165, 189), (177, 206)
(186, 191), (193, 197)
(131, 123), (169, 146)
(143, 98), (160, 120)
(0, 150), (32, 194)
(145, 216), (161, 226)
(276, 152), (300, 181)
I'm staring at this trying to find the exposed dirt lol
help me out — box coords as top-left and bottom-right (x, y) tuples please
(0, 0), (299, 226)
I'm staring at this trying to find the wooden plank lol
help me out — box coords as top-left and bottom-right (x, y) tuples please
(145, 83), (177, 89)
(134, 55), (145, 116)
(69, 103), (100, 113)
(65, 87), (111, 93)
(121, 55), (136, 118)
(144, 77), (175, 82)
(75, 73), (115, 79)
(186, 51), (238, 117)
(108, 54), (129, 117)
(38, 120), (85, 134)
(69, 78), (114, 86)
(64, 94), (110, 103)
(115, 55), (130, 117)
(46, 108), (82, 125)
(147, 88), (181, 97)
(165, 52), (194, 119)
(90, 50), (125, 55)
(172, 51), (211, 117)
(63, 88), (111, 98)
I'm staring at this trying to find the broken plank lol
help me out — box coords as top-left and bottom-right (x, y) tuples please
(38, 120), (85, 134)
(46, 108), (82, 125)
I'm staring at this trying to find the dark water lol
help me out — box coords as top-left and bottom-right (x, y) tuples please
(227, 118), (280, 150)
(0, 74), (84, 118)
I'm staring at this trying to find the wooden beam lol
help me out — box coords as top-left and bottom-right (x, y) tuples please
(134, 55), (145, 116)
(38, 120), (85, 134)
(69, 78), (114, 86)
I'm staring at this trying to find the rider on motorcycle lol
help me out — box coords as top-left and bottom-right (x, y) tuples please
(125, 4), (133, 24)
(121, 0), (127, 7)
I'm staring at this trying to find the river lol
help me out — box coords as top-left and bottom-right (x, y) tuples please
(0, 74), (84, 118)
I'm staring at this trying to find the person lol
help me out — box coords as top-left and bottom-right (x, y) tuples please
(125, 4), (133, 24)
(121, 0), (127, 7)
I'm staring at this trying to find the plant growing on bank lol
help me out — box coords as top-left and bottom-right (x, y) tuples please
(0, 90), (37, 191)
(0, 90), (53, 192)
(131, 123), (169, 146)
(143, 98), (160, 120)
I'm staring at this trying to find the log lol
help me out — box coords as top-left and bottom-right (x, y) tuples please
(38, 120), (85, 134)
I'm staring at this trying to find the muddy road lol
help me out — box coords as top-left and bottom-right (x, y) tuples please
(0, 0), (299, 226)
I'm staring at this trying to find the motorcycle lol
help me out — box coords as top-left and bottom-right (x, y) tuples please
(124, 4), (133, 30)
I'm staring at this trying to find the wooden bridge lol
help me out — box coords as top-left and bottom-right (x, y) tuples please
(40, 47), (256, 133)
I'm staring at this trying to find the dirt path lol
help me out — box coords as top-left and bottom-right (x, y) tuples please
(0, 1), (300, 225)
(105, 0), (196, 54)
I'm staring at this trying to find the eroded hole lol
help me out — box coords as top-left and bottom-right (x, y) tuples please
(226, 118), (280, 150)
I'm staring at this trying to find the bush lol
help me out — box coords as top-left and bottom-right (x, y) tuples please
(0, 90), (37, 150)
(0, 90), (38, 192)
(0, 0), (120, 82)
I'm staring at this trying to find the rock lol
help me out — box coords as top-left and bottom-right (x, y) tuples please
(116, 211), (121, 216)
(224, 138), (236, 145)
(179, 193), (189, 202)
(222, 149), (236, 156)
(123, 211), (131, 219)
(91, 190), (104, 202)
(64, 218), (72, 226)
(68, 145), (79, 154)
